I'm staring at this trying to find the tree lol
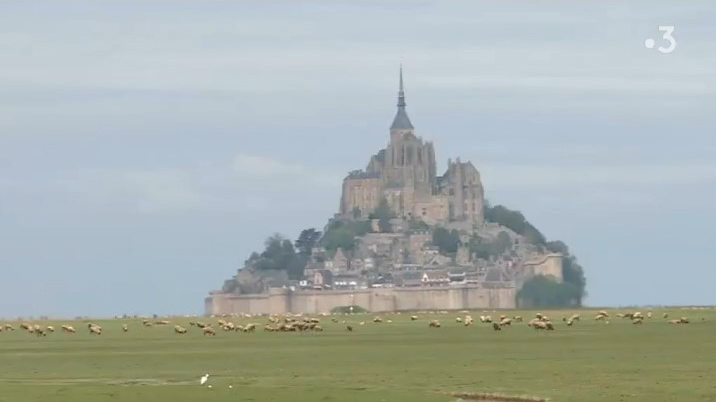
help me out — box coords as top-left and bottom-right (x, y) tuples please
(469, 231), (512, 260)
(320, 220), (371, 253)
(295, 228), (322, 256)
(369, 197), (394, 233)
(432, 227), (460, 255)
(517, 275), (580, 308)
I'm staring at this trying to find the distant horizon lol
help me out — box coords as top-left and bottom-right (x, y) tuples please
(1, 1), (714, 317)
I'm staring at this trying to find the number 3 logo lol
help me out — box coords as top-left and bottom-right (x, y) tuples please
(658, 26), (676, 54)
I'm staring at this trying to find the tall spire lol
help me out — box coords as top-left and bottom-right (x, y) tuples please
(390, 64), (414, 130)
(397, 64), (406, 108)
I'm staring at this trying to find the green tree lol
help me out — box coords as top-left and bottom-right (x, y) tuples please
(320, 220), (371, 253)
(295, 228), (322, 256)
(368, 198), (394, 233)
(517, 275), (580, 308)
(432, 227), (460, 255)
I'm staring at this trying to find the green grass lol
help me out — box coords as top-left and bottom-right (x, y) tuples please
(0, 308), (714, 402)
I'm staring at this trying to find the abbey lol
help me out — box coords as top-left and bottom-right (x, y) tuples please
(340, 68), (485, 225)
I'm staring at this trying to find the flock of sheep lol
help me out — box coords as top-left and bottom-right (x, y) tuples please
(0, 309), (698, 338)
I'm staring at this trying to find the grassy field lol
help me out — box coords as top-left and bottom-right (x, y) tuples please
(0, 308), (714, 402)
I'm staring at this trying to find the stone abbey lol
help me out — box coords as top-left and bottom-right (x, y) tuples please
(206, 67), (566, 316)
(340, 67), (484, 225)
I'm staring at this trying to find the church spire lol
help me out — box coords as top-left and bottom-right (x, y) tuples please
(390, 64), (414, 131)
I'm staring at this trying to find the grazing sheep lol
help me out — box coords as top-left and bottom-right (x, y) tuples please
(410, 315), (419, 321)
(668, 319), (681, 324)
(373, 316), (383, 323)
(155, 320), (170, 325)
(203, 326), (216, 336)
(663, 313), (669, 319)
(499, 318), (512, 327)
(428, 320), (441, 328)
(679, 317), (690, 324)
(196, 322), (209, 329)
(513, 316), (523, 322)
(598, 310), (609, 317)
(545, 322), (554, 330)
(646, 312), (652, 319)
(46, 326), (55, 332)
(189, 321), (197, 326)
(359, 321), (365, 326)
(531, 321), (547, 330)
(88, 324), (102, 335)
(346, 325), (353, 332)
(455, 317), (463, 323)
(174, 325), (187, 334)
(632, 318), (643, 324)
(566, 318), (574, 326)
(535, 313), (544, 320)
(61, 325), (76, 333)
(4, 324), (14, 331)
(569, 314), (581, 321)
(596, 314), (607, 321)
(243, 323), (257, 333)
(616, 313), (625, 318)
(492, 322), (501, 331)
(122, 324), (128, 332)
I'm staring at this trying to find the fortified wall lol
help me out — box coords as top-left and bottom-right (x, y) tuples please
(205, 285), (516, 316)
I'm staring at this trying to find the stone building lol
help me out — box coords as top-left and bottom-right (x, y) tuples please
(340, 67), (485, 225)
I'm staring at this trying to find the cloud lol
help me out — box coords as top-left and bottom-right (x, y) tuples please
(49, 154), (343, 215)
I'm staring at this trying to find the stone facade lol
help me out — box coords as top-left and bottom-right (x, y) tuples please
(205, 285), (516, 316)
(339, 67), (484, 225)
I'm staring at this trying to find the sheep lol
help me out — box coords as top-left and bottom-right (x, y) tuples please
(346, 325), (353, 332)
(174, 325), (187, 334)
(243, 323), (257, 333)
(678, 317), (690, 324)
(492, 322), (501, 331)
(142, 321), (153, 327)
(410, 315), (419, 321)
(633, 312), (644, 320)
(61, 325), (76, 333)
(598, 310), (609, 317)
(34, 328), (47, 337)
(203, 326), (216, 336)
(596, 314), (608, 321)
(189, 321), (197, 326)
(313, 325), (324, 332)
(359, 321), (365, 326)
(455, 317), (463, 323)
(88, 324), (102, 335)
(196, 321), (209, 328)
(4, 324), (14, 331)
(545, 322), (554, 330)
(513, 316), (523, 322)
(527, 318), (541, 327)
(46, 326), (55, 333)
(616, 313), (625, 318)
(428, 320), (441, 328)
(569, 314), (580, 322)
(566, 318), (575, 326)
(632, 318), (643, 324)
(646, 312), (652, 319)
(668, 319), (681, 324)
(373, 316), (383, 323)
(531, 321), (547, 330)
(122, 324), (128, 332)
(331, 318), (339, 323)
(663, 313), (669, 319)
(155, 320), (170, 325)
(535, 313), (544, 320)
(499, 317), (512, 327)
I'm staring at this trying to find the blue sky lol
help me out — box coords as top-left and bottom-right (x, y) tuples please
(1, 1), (714, 318)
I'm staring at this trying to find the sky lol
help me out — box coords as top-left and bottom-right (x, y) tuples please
(1, 1), (714, 318)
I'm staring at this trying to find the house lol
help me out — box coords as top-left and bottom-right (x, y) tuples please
(313, 270), (334, 289)
(421, 270), (449, 286)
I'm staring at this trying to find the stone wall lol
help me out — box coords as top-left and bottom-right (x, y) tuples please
(205, 285), (516, 316)
(524, 253), (564, 282)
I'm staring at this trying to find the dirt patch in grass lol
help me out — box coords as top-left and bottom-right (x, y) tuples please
(449, 391), (549, 402)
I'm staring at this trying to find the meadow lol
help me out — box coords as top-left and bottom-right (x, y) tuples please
(0, 308), (714, 402)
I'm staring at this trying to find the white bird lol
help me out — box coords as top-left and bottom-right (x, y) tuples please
(200, 374), (209, 385)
